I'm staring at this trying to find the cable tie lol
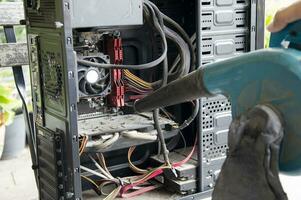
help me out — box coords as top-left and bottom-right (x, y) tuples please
(117, 177), (124, 186)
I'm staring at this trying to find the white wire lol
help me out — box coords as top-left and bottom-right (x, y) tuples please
(88, 155), (116, 180)
(81, 165), (108, 180)
(122, 130), (157, 141)
(87, 133), (120, 149)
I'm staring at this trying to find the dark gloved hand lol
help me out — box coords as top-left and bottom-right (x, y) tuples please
(212, 105), (288, 200)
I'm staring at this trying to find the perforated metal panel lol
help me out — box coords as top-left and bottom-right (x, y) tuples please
(197, 0), (264, 193)
(200, 9), (248, 31)
(200, 96), (231, 191)
(200, 33), (248, 65)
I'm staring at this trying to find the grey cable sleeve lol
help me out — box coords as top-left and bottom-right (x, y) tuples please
(77, 4), (167, 70)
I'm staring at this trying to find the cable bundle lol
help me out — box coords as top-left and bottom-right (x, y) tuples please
(78, 1), (200, 198)
(79, 135), (88, 156)
(124, 69), (153, 95)
(77, 1), (195, 83)
(80, 136), (197, 199)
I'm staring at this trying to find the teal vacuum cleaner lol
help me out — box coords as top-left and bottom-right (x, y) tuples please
(135, 21), (301, 174)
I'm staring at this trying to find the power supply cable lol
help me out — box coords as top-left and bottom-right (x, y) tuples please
(146, 0), (194, 80)
(151, 26), (191, 88)
(120, 135), (198, 197)
(146, 0), (196, 71)
(89, 155), (115, 180)
(166, 27), (191, 78)
(97, 153), (113, 177)
(143, 0), (172, 168)
(163, 14), (196, 72)
(77, 3), (167, 70)
(145, 10), (191, 88)
(79, 0), (193, 86)
(148, 2), (173, 168)
(153, 109), (171, 167)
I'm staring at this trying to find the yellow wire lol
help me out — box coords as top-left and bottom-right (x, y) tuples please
(79, 136), (88, 156)
(129, 75), (152, 88)
(81, 175), (99, 188)
(124, 70), (152, 89)
(103, 185), (122, 200)
(127, 146), (173, 184)
(128, 146), (149, 174)
(97, 153), (113, 177)
(124, 71), (150, 88)
(131, 165), (171, 184)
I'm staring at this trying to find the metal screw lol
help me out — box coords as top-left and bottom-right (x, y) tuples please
(58, 172), (63, 177)
(68, 71), (74, 79)
(66, 192), (74, 199)
(73, 135), (78, 142)
(55, 21), (64, 28)
(67, 37), (72, 45)
(58, 184), (64, 190)
(70, 104), (76, 112)
(64, 2), (70, 9)
(74, 167), (80, 173)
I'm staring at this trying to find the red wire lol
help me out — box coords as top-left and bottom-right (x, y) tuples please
(120, 136), (198, 198)
(121, 185), (161, 198)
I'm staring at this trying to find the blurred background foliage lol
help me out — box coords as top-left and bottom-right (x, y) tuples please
(0, 0), (299, 108)
(0, 0), (25, 43)
(0, 0), (28, 110)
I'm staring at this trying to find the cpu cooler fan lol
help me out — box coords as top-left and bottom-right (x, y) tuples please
(77, 55), (111, 97)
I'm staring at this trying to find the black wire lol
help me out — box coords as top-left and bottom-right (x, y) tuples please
(145, 1), (168, 87)
(179, 100), (200, 130)
(165, 27), (189, 81)
(162, 14), (196, 72)
(144, 1), (173, 166)
(144, 1), (171, 166)
(145, 0), (198, 167)
(151, 27), (188, 89)
(146, 0), (195, 72)
(81, 177), (102, 196)
(153, 109), (171, 166)
(146, 2), (192, 88)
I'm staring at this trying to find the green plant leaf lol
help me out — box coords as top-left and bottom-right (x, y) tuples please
(3, 110), (15, 125)
(0, 85), (18, 124)
(0, 95), (11, 105)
